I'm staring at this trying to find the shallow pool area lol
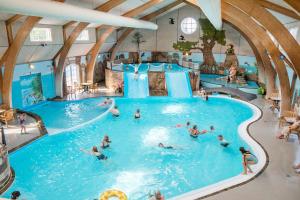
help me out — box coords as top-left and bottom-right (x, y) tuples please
(200, 74), (259, 89)
(4, 97), (260, 200)
(112, 63), (190, 72)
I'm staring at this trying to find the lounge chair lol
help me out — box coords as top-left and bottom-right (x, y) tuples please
(279, 111), (298, 127)
(0, 109), (15, 127)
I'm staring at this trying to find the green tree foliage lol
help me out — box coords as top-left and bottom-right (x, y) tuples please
(199, 18), (226, 46)
(173, 41), (198, 52)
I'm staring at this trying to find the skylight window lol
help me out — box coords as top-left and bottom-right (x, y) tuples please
(181, 17), (197, 34)
(30, 28), (52, 42)
(76, 30), (89, 41)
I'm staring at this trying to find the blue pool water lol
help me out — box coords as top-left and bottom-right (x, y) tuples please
(5, 97), (254, 200)
(112, 63), (190, 72)
(201, 74), (259, 89)
(27, 97), (108, 132)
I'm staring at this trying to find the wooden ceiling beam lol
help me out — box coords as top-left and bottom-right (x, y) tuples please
(109, 0), (184, 61)
(257, 0), (300, 20)
(224, 0), (300, 78)
(5, 14), (23, 26)
(222, 2), (292, 111)
(284, 0), (300, 13)
(86, 0), (163, 82)
(54, 0), (126, 97)
(1, 0), (65, 106)
(186, 0), (291, 110)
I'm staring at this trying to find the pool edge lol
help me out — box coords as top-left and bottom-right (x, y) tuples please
(169, 95), (268, 200)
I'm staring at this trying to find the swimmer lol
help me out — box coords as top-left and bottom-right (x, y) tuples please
(217, 135), (230, 147)
(148, 190), (164, 200)
(158, 143), (174, 149)
(110, 105), (120, 117)
(11, 191), (21, 200)
(239, 147), (257, 175)
(175, 121), (191, 128)
(134, 109), (141, 119)
(80, 146), (107, 160)
(189, 125), (200, 138)
(101, 135), (111, 149)
(99, 97), (112, 106)
(210, 125), (215, 132)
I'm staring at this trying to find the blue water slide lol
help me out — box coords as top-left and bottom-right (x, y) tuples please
(124, 72), (150, 98)
(165, 72), (192, 98)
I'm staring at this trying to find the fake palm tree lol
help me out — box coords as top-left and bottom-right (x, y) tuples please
(132, 32), (146, 63)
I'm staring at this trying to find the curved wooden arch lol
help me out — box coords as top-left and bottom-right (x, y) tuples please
(222, 2), (291, 111)
(2, 16), (41, 106)
(224, 20), (277, 97)
(225, 0), (300, 77)
(284, 0), (300, 13)
(86, 0), (165, 82)
(54, 0), (125, 97)
(111, 1), (277, 98)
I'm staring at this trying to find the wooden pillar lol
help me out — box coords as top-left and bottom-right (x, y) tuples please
(86, 0), (164, 83)
(2, 16), (41, 107)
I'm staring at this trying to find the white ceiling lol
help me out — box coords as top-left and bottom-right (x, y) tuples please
(0, 0), (298, 26)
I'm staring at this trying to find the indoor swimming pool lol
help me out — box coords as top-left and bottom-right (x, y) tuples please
(4, 97), (260, 200)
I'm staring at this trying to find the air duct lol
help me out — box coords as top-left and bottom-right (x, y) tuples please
(0, 0), (158, 30)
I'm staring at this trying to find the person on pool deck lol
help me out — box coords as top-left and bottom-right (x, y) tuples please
(80, 146), (107, 160)
(18, 113), (26, 134)
(239, 147), (257, 175)
(189, 125), (200, 138)
(134, 109), (141, 119)
(101, 135), (111, 149)
(110, 106), (120, 117)
(217, 135), (230, 147)
(158, 143), (174, 149)
(99, 97), (112, 106)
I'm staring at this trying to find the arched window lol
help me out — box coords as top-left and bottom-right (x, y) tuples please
(181, 17), (197, 34)
(65, 64), (80, 87)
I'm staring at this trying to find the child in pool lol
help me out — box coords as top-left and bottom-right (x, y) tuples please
(101, 135), (111, 149)
(217, 135), (230, 147)
(80, 146), (107, 160)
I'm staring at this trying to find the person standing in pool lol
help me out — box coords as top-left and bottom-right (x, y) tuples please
(110, 106), (120, 117)
(239, 147), (257, 175)
(80, 146), (107, 160)
(134, 109), (141, 119)
(189, 125), (200, 138)
(101, 135), (111, 149)
(217, 135), (230, 147)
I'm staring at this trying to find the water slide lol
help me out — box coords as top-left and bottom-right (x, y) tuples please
(165, 72), (192, 98)
(124, 72), (150, 98)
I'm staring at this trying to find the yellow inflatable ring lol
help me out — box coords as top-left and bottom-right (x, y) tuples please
(100, 189), (128, 200)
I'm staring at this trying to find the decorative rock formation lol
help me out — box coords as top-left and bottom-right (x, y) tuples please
(223, 44), (239, 69)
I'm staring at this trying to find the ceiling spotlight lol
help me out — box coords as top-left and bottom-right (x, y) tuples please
(29, 64), (35, 70)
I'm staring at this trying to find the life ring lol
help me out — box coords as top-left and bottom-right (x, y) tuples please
(100, 189), (128, 200)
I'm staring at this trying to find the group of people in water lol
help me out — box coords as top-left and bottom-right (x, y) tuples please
(83, 97), (257, 199)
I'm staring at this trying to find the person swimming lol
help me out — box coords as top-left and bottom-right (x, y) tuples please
(80, 146), (107, 160)
(11, 191), (21, 200)
(175, 121), (190, 128)
(110, 105), (120, 117)
(158, 143), (174, 149)
(210, 125), (215, 132)
(239, 147), (257, 175)
(101, 135), (111, 149)
(217, 135), (230, 147)
(189, 125), (200, 138)
(99, 97), (112, 106)
(134, 109), (141, 119)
